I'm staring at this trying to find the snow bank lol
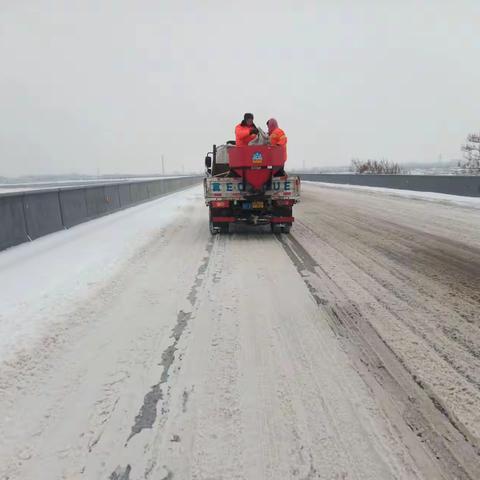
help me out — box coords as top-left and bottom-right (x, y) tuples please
(304, 181), (480, 209)
(0, 186), (200, 362)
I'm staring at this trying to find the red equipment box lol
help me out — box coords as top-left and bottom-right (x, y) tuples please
(226, 145), (287, 190)
(227, 145), (286, 168)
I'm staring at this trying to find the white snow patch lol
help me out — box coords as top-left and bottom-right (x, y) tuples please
(0, 185), (201, 362)
(303, 181), (480, 209)
(0, 176), (185, 194)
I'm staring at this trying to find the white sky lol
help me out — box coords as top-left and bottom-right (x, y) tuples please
(1, 0), (479, 176)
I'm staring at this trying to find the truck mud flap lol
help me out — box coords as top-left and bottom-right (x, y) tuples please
(271, 216), (294, 223)
(212, 216), (236, 223)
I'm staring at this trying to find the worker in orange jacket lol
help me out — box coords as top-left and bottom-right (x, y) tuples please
(267, 117), (288, 165)
(235, 113), (259, 146)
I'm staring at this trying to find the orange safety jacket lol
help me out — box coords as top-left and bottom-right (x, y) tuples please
(235, 123), (257, 146)
(269, 127), (287, 159)
(269, 127), (287, 146)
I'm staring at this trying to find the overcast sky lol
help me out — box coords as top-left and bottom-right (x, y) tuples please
(1, 1), (479, 176)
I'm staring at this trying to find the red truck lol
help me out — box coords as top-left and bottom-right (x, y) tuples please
(204, 143), (301, 234)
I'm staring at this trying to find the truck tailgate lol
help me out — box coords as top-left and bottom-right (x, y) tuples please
(204, 176), (301, 202)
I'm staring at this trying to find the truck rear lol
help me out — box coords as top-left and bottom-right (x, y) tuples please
(204, 143), (300, 234)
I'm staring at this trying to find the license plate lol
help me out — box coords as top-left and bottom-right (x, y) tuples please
(252, 201), (264, 209)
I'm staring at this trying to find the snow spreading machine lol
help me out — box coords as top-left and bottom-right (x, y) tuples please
(204, 139), (301, 234)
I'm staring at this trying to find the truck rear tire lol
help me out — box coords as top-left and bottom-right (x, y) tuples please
(271, 223), (291, 234)
(209, 209), (218, 235)
(209, 208), (229, 235)
(209, 220), (218, 235)
(210, 222), (229, 235)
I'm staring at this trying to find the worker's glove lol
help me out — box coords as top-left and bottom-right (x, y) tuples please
(250, 127), (259, 135)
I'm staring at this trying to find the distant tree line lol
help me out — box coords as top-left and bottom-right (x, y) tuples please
(459, 133), (480, 174)
(350, 158), (402, 175)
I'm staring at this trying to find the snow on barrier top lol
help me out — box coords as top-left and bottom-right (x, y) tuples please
(297, 174), (480, 197)
(0, 176), (201, 252)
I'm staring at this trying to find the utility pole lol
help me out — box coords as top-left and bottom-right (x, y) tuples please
(161, 154), (165, 176)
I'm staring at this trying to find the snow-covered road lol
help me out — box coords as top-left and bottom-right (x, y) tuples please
(1, 183), (479, 479)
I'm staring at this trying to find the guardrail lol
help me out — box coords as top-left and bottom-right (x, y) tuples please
(0, 176), (201, 252)
(298, 174), (480, 197)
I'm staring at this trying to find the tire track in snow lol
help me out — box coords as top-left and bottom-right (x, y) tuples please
(277, 229), (480, 480)
(110, 464), (132, 479)
(126, 309), (193, 442)
(127, 236), (214, 440)
(111, 236), (215, 477)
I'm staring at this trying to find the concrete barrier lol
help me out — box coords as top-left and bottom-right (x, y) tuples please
(0, 176), (201, 251)
(138, 182), (149, 201)
(298, 174), (480, 197)
(0, 195), (28, 250)
(59, 188), (89, 228)
(85, 186), (108, 218)
(23, 191), (63, 240)
(118, 183), (131, 207)
(104, 185), (121, 212)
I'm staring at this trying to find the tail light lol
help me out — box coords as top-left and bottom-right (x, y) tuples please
(211, 200), (230, 208)
(275, 199), (294, 206)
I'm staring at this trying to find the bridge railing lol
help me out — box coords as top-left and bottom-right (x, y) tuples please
(0, 176), (201, 251)
(297, 173), (480, 197)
